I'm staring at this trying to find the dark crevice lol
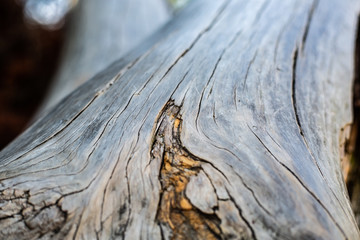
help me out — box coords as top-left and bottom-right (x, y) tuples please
(184, 145), (231, 184)
(0, 189), (68, 238)
(154, 101), (224, 239)
(291, 47), (302, 135)
(233, 172), (273, 217)
(212, 102), (219, 127)
(293, 8), (353, 230)
(197, 18), (245, 129)
(158, 221), (165, 240)
(117, 140), (138, 239)
(0, 215), (16, 221)
(301, 0), (319, 53)
(201, 167), (221, 202)
(226, 189), (257, 240)
(195, 40), (228, 132)
(346, 14), (360, 227)
(291, 45), (333, 195)
(291, 44), (325, 177)
(206, 49), (226, 99)
(72, 213), (83, 240)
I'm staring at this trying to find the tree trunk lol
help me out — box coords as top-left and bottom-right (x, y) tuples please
(1, 0), (360, 239)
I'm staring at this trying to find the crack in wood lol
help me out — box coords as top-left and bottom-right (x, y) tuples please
(225, 190), (257, 240)
(290, 5), (353, 235)
(291, 47), (302, 137)
(153, 101), (223, 240)
(291, 6), (352, 236)
(346, 14), (360, 228)
(301, 0), (319, 53)
(0, 188), (68, 239)
(247, 124), (348, 237)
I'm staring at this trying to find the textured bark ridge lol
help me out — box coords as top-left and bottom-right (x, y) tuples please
(154, 101), (252, 239)
(0, 0), (360, 239)
(0, 189), (67, 239)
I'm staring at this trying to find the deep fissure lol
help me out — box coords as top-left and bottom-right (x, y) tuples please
(345, 14), (360, 227)
(153, 101), (222, 240)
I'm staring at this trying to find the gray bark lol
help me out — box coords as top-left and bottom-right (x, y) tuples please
(1, 0), (360, 239)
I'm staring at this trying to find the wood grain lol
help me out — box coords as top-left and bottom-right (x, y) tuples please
(36, 0), (170, 117)
(0, 0), (359, 239)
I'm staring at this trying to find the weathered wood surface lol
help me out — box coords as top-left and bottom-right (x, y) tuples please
(36, 0), (170, 116)
(0, 0), (360, 239)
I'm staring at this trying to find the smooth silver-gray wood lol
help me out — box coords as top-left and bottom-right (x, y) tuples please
(1, 0), (359, 239)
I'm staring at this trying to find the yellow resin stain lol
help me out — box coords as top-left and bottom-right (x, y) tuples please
(155, 102), (221, 239)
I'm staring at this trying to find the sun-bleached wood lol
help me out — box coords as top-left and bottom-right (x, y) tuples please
(0, 0), (360, 239)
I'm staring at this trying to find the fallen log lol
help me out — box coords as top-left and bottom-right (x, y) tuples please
(0, 0), (359, 239)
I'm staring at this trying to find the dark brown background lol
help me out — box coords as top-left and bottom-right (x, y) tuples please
(0, 0), (63, 149)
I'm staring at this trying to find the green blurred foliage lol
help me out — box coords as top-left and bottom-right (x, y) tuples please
(168, 0), (190, 9)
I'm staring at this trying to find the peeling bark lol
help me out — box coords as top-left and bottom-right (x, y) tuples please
(154, 101), (252, 239)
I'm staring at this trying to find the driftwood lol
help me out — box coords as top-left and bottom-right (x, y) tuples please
(1, 0), (360, 239)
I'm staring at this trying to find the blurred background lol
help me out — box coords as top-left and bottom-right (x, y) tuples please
(0, 0), (68, 150)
